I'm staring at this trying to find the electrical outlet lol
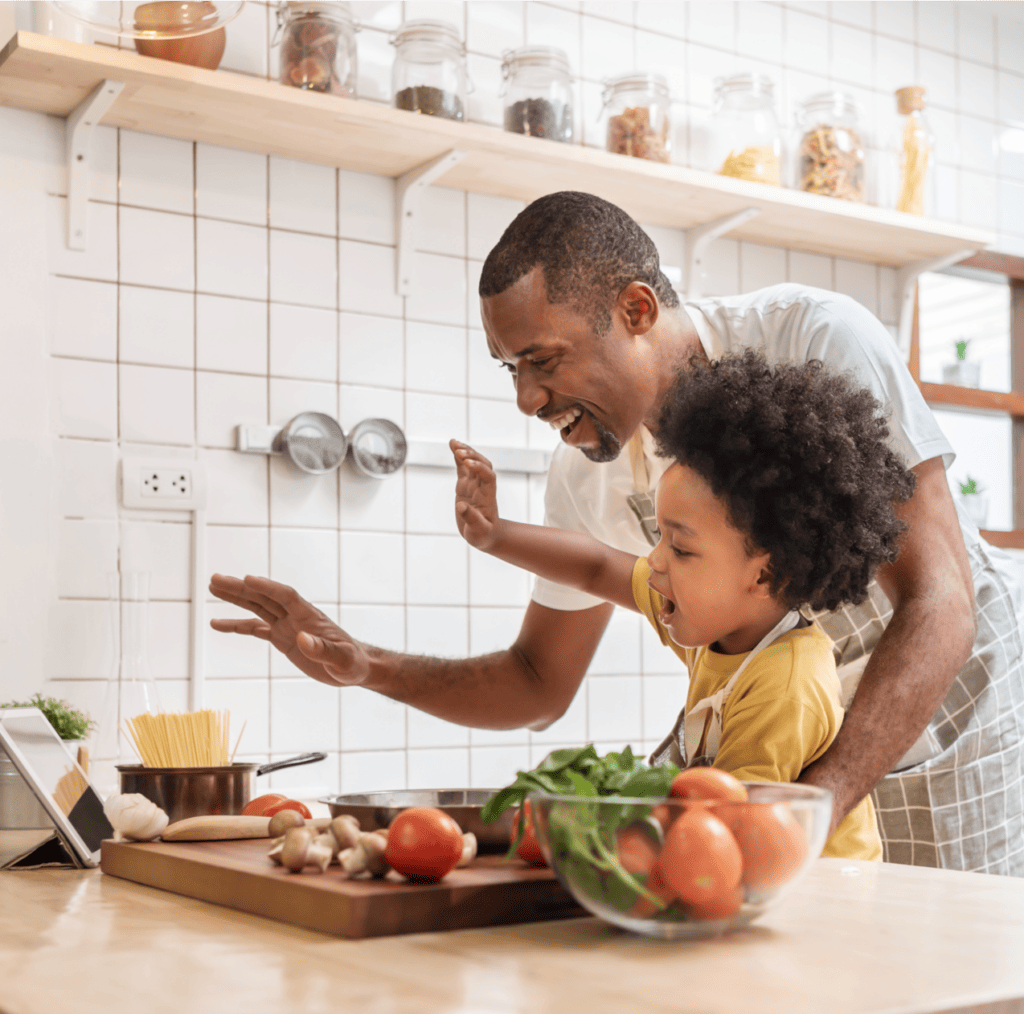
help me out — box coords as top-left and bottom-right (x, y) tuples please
(121, 457), (208, 511)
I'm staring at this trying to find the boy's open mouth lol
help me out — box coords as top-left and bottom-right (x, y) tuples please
(657, 593), (677, 627)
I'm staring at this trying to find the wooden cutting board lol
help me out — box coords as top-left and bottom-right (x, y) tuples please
(100, 838), (586, 939)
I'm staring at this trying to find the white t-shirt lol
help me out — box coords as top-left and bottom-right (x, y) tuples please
(533, 283), (956, 611)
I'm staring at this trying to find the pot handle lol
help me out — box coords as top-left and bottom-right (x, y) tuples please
(256, 751), (327, 776)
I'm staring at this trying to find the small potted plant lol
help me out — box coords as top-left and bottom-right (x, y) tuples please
(958, 476), (988, 528)
(0, 693), (96, 744)
(943, 339), (981, 388)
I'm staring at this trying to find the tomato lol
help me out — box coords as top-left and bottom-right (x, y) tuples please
(684, 883), (744, 921)
(628, 865), (677, 919)
(658, 806), (743, 906)
(721, 802), (807, 890)
(263, 798), (313, 820)
(241, 793), (287, 816)
(669, 768), (748, 803)
(384, 807), (464, 880)
(615, 825), (659, 877)
(510, 800), (547, 866)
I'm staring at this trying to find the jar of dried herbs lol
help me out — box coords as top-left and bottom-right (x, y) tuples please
(601, 73), (671, 163)
(796, 91), (865, 202)
(501, 46), (574, 143)
(390, 19), (467, 121)
(276, 1), (358, 97)
(709, 73), (781, 186)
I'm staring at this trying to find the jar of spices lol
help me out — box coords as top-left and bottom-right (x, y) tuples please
(796, 91), (865, 202)
(709, 73), (782, 186)
(501, 47), (574, 143)
(390, 19), (467, 121)
(601, 73), (671, 163)
(276, 1), (358, 97)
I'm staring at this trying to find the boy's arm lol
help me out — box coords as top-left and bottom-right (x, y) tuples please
(450, 439), (639, 612)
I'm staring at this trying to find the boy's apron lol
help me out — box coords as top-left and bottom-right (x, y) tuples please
(648, 610), (805, 768)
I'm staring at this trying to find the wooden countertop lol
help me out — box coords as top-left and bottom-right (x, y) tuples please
(2, 857), (1023, 1014)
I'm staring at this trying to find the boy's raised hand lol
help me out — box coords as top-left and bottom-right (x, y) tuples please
(450, 439), (502, 552)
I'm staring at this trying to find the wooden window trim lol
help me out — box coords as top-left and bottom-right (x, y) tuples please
(910, 253), (1024, 549)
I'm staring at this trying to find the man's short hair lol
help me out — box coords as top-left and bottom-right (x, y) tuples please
(479, 191), (680, 334)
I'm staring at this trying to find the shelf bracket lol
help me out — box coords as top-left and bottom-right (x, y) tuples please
(395, 148), (467, 296)
(895, 249), (976, 361)
(65, 78), (124, 250)
(684, 207), (760, 301)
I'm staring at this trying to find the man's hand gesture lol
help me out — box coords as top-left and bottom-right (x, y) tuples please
(451, 439), (504, 553)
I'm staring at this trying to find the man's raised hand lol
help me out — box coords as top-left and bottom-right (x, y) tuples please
(209, 574), (372, 688)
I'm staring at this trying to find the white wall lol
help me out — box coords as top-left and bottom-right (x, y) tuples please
(2, 0), (1021, 797)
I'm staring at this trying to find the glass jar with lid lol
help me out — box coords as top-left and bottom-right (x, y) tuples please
(501, 47), (574, 143)
(390, 19), (467, 121)
(709, 73), (782, 185)
(276, 1), (358, 97)
(601, 73), (671, 163)
(796, 91), (866, 202)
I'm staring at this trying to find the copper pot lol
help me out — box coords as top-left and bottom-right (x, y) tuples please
(117, 752), (327, 823)
(133, 2), (227, 69)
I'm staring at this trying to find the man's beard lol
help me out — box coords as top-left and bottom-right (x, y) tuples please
(578, 409), (622, 463)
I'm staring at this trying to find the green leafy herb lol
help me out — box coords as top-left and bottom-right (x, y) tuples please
(959, 476), (979, 496)
(0, 694), (96, 740)
(481, 744), (681, 913)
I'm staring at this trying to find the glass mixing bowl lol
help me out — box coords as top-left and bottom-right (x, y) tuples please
(528, 781), (832, 940)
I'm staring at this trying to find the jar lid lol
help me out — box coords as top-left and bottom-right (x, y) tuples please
(279, 0), (354, 22)
(601, 72), (670, 101)
(501, 46), (571, 77)
(390, 18), (464, 52)
(713, 72), (775, 98)
(895, 85), (926, 114)
(799, 89), (861, 120)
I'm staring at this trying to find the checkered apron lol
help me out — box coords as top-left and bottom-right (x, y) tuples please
(808, 504), (1024, 876)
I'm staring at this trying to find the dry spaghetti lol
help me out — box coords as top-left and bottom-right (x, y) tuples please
(123, 710), (236, 768)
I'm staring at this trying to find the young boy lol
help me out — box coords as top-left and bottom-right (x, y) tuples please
(451, 350), (917, 861)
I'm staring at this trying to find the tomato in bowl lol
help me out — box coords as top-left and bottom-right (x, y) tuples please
(527, 782), (832, 940)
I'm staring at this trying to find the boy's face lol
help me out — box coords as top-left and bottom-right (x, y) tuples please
(647, 463), (776, 655)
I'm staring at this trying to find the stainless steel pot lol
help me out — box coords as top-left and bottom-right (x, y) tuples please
(319, 788), (515, 854)
(117, 752), (327, 823)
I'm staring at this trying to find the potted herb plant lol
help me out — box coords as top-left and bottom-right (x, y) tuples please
(958, 476), (989, 528)
(942, 339), (981, 388)
(0, 693), (96, 744)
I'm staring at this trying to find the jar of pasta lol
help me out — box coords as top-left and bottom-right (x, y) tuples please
(796, 91), (865, 202)
(276, 1), (358, 97)
(601, 73), (671, 163)
(708, 73), (781, 186)
(390, 19), (467, 121)
(501, 46), (574, 143)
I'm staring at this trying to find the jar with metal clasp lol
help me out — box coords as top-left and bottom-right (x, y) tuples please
(275, 0), (358, 97)
(709, 72), (782, 186)
(501, 46), (574, 142)
(390, 19), (468, 121)
(796, 90), (866, 202)
(601, 72), (672, 163)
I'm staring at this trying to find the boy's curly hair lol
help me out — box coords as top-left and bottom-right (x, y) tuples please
(655, 349), (917, 612)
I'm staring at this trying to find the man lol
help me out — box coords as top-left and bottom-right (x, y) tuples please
(212, 192), (1024, 876)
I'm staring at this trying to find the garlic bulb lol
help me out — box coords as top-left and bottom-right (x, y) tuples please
(103, 793), (169, 841)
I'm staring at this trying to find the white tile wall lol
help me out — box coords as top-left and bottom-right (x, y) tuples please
(19, 0), (1020, 797)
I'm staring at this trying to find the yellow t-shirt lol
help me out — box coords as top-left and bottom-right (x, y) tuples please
(632, 557), (881, 862)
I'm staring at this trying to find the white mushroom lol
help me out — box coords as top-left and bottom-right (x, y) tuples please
(102, 793), (169, 841)
(268, 809), (306, 838)
(341, 832), (390, 878)
(280, 826), (315, 872)
(457, 832), (478, 868)
(330, 815), (361, 850)
(306, 836), (334, 873)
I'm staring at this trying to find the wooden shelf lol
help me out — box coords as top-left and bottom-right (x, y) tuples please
(920, 383), (1024, 417)
(0, 31), (996, 269)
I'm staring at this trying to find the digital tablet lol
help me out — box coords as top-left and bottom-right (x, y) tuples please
(0, 707), (114, 867)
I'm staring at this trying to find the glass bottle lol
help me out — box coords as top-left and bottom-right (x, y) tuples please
(92, 572), (162, 798)
(501, 46), (574, 143)
(892, 86), (935, 216)
(709, 73), (782, 186)
(275, 1), (358, 97)
(390, 19), (467, 121)
(601, 73), (672, 163)
(796, 91), (866, 202)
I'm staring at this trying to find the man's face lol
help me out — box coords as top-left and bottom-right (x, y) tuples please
(479, 267), (655, 463)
